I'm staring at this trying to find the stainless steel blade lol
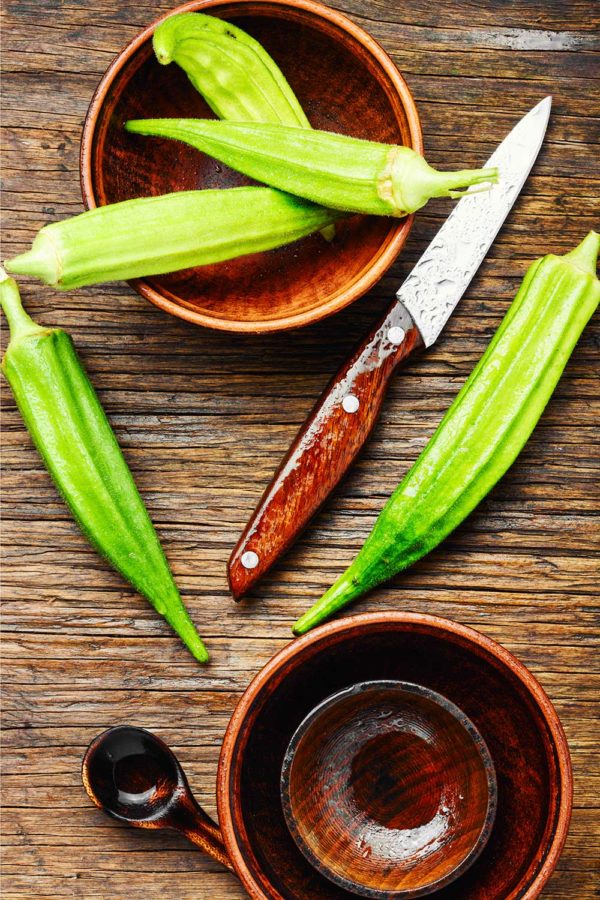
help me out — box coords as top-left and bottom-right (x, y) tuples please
(398, 96), (552, 347)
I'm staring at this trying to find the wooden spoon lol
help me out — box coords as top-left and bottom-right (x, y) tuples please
(81, 725), (233, 870)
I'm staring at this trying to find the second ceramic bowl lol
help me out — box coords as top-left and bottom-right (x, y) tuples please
(281, 680), (498, 897)
(80, 0), (422, 332)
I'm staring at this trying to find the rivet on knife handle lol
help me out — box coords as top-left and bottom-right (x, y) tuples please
(228, 302), (423, 599)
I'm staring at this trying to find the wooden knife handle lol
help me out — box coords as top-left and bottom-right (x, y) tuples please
(228, 302), (424, 599)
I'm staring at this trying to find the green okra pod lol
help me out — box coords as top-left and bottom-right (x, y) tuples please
(5, 187), (340, 290)
(293, 232), (600, 634)
(125, 119), (499, 217)
(153, 12), (311, 127)
(0, 272), (208, 661)
(152, 12), (335, 240)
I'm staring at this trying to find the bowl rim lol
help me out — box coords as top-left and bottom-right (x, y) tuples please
(79, 0), (423, 333)
(216, 611), (573, 900)
(279, 678), (498, 898)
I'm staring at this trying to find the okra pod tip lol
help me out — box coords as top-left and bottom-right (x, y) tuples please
(293, 566), (361, 636)
(563, 229), (599, 274)
(152, 12), (234, 66)
(152, 14), (181, 65)
(153, 12), (214, 66)
(5, 232), (60, 287)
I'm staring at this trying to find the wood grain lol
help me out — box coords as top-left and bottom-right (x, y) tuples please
(1, 0), (599, 897)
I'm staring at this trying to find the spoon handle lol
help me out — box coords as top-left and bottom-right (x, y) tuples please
(173, 794), (234, 871)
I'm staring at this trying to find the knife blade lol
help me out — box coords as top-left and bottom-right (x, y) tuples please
(228, 97), (552, 599)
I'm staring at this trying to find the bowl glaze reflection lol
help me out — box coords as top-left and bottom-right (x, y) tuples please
(280, 681), (497, 897)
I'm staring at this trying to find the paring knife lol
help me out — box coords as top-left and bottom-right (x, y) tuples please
(228, 97), (552, 599)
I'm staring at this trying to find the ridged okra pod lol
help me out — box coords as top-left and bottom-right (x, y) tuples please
(125, 119), (499, 217)
(5, 187), (339, 290)
(152, 12), (335, 240)
(0, 272), (208, 661)
(294, 232), (600, 634)
(153, 12), (311, 127)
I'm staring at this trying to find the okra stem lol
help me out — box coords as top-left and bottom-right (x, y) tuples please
(5, 232), (60, 286)
(0, 268), (43, 340)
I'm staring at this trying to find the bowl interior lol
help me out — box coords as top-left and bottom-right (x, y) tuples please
(281, 681), (497, 898)
(84, 1), (416, 331)
(225, 618), (568, 899)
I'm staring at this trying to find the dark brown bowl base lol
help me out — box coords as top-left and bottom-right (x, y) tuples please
(80, 0), (421, 332)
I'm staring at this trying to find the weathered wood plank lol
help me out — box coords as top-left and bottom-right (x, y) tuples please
(1, 0), (598, 897)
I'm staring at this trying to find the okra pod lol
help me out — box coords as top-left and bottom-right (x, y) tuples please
(294, 232), (600, 634)
(0, 272), (208, 661)
(5, 187), (340, 290)
(125, 119), (498, 217)
(152, 12), (335, 240)
(153, 12), (311, 127)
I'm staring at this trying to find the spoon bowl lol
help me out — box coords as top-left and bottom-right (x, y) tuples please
(82, 726), (183, 824)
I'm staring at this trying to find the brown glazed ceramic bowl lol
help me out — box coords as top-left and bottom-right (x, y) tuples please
(280, 680), (498, 897)
(214, 612), (571, 899)
(80, 0), (421, 333)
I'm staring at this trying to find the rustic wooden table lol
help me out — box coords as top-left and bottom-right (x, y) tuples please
(2, 0), (598, 896)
